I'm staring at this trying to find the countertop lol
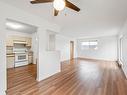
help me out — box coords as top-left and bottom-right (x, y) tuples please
(6, 53), (15, 57)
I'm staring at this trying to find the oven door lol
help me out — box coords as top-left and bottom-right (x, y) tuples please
(15, 53), (28, 62)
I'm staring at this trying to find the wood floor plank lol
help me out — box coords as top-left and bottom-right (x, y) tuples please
(7, 58), (127, 95)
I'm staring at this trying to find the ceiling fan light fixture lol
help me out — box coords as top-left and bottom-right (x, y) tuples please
(30, 0), (34, 1)
(53, 0), (65, 11)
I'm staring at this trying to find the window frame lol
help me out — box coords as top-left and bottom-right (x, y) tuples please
(80, 40), (98, 50)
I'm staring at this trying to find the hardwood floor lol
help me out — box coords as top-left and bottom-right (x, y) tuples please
(7, 59), (127, 95)
(7, 64), (37, 90)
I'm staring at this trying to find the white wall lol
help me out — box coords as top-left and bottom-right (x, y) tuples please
(77, 36), (118, 61)
(0, 1), (60, 94)
(37, 29), (60, 81)
(0, 19), (6, 95)
(118, 19), (127, 78)
(56, 35), (77, 61)
(6, 30), (32, 38)
(31, 32), (38, 64)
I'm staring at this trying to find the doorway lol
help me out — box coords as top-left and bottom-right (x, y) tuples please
(70, 41), (74, 60)
(119, 37), (123, 62)
(6, 19), (38, 91)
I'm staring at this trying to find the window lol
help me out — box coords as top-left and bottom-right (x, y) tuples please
(46, 31), (56, 51)
(81, 40), (98, 50)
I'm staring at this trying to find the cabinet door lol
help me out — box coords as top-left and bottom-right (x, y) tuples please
(6, 38), (13, 46)
(28, 56), (33, 64)
(26, 38), (32, 47)
(12, 36), (26, 42)
(7, 56), (14, 68)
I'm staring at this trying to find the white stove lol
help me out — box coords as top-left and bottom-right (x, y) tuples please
(13, 48), (28, 67)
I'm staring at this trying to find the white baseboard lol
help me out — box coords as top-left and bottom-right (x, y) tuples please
(77, 57), (117, 62)
(118, 60), (127, 79)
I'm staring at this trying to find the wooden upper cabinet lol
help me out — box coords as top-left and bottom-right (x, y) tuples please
(12, 36), (26, 42)
(26, 38), (32, 47)
(6, 37), (13, 47)
(6, 36), (32, 47)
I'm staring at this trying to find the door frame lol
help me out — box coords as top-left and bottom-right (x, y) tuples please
(70, 41), (74, 60)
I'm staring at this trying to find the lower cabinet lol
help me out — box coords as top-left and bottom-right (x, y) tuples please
(7, 55), (33, 68)
(28, 55), (33, 64)
(7, 56), (15, 68)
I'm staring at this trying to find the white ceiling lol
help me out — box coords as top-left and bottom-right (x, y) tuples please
(1, 0), (127, 38)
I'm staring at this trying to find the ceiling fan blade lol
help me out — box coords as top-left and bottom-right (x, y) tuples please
(54, 9), (59, 16)
(65, 0), (80, 12)
(30, 0), (53, 4)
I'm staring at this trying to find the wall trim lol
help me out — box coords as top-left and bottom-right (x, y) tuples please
(61, 58), (127, 79)
(61, 57), (117, 65)
(77, 57), (117, 62)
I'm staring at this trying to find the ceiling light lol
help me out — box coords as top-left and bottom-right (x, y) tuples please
(53, 0), (65, 11)
(6, 22), (23, 29)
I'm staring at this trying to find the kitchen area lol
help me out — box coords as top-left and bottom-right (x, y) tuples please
(6, 36), (34, 68)
(5, 19), (38, 90)
(6, 19), (38, 69)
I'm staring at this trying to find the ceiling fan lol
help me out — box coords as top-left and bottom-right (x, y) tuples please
(30, 0), (80, 16)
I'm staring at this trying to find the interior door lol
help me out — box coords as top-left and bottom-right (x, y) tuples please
(122, 36), (127, 64)
(70, 41), (74, 60)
